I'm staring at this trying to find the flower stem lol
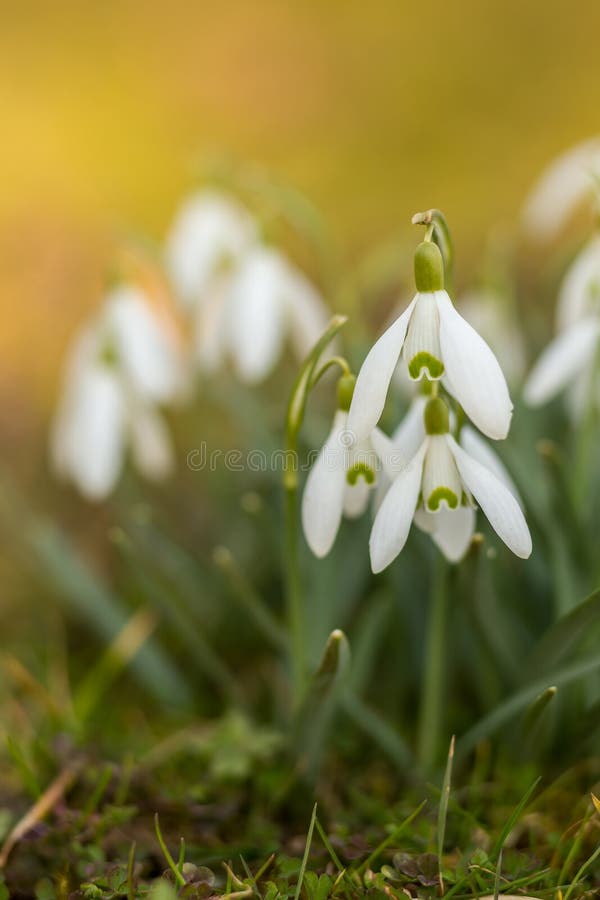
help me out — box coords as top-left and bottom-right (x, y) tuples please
(282, 315), (348, 707)
(573, 347), (599, 507)
(284, 481), (305, 704)
(417, 556), (449, 774)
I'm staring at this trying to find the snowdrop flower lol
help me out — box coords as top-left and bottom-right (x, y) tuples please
(373, 395), (523, 561)
(522, 137), (600, 242)
(51, 284), (184, 501)
(302, 375), (382, 557)
(346, 241), (513, 443)
(165, 190), (330, 383)
(555, 235), (600, 331)
(369, 397), (531, 572)
(524, 237), (600, 410)
(165, 190), (257, 307)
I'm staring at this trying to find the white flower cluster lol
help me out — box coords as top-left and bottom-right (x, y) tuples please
(165, 191), (329, 384)
(302, 239), (532, 570)
(522, 138), (600, 416)
(52, 190), (329, 499)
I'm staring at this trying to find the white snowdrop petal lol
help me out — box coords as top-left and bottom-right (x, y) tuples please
(302, 410), (350, 557)
(346, 297), (417, 444)
(370, 427), (407, 481)
(402, 292), (444, 380)
(165, 191), (256, 304)
(557, 237), (600, 332)
(369, 440), (428, 573)
(421, 434), (462, 512)
(430, 505), (476, 563)
(414, 506), (436, 535)
(392, 396), (427, 459)
(436, 291), (513, 440)
(69, 367), (126, 501)
(448, 436), (532, 559)
(343, 479), (371, 518)
(523, 317), (600, 406)
(458, 290), (526, 385)
(129, 404), (175, 481)
(521, 138), (600, 242)
(228, 249), (287, 383)
(108, 286), (184, 402)
(460, 424), (521, 503)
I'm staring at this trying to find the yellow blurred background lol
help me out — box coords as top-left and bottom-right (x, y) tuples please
(2, 0), (600, 428)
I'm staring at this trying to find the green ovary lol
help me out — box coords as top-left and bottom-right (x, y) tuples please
(408, 352), (444, 380)
(426, 487), (459, 511)
(346, 462), (376, 486)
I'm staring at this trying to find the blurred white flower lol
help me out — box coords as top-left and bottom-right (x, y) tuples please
(165, 190), (257, 307)
(556, 235), (600, 331)
(347, 243), (513, 443)
(369, 399), (531, 573)
(372, 397), (523, 563)
(522, 137), (600, 241)
(51, 285), (185, 501)
(523, 316), (600, 410)
(524, 237), (600, 411)
(165, 190), (329, 383)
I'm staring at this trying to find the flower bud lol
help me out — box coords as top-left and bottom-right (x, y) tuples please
(424, 396), (450, 434)
(414, 241), (445, 292)
(337, 373), (356, 411)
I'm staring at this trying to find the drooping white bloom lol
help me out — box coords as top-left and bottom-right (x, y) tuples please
(302, 386), (384, 558)
(522, 137), (600, 242)
(556, 235), (600, 331)
(165, 190), (257, 307)
(346, 242), (513, 443)
(51, 285), (184, 501)
(524, 237), (600, 410)
(369, 398), (531, 572)
(165, 190), (330, 383)
(372, 397), (523, 562)
(198, 246), (330, 384)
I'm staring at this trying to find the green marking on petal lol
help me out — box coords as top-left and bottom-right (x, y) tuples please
(408, 352), (444, 380)
(99, 341), (118, 367)
(426, 487), (459, 512)
(346, 462), (376, 486)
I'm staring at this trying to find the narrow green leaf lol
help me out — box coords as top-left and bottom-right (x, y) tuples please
(357, 800), (427, 875)
(490, 777), (541, 862)
(285, 315), (348, 489)
(437, 735), (455, 894)
(523, 685), (557, 735)
(457, 652), (600, 757)
(524, 588), (600, 678)
(342, 692), (413, 769)
(295, 803), (318, 900)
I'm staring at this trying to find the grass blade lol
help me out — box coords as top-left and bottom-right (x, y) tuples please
(295, 803), (317, 900)
(490, 777), (541, 862)
(457, 652), (600, 757)
(437, 735), (455, 894)
(357, 799), (427, 875)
